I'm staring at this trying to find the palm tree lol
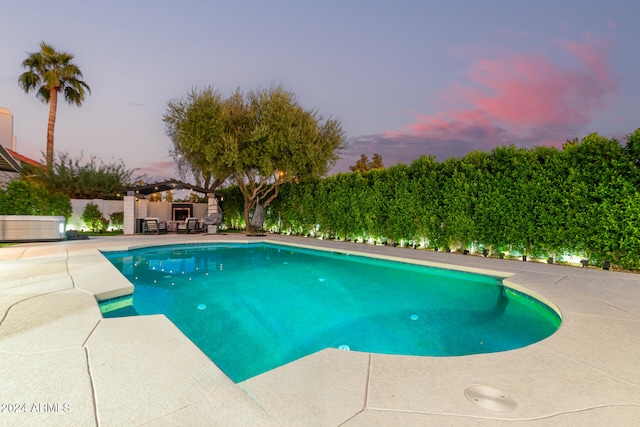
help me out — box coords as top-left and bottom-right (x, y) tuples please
(18, 41), (90, 170)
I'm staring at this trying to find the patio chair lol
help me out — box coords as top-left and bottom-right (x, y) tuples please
(177, 217), (200, 234)
(143, 218), (161, 234)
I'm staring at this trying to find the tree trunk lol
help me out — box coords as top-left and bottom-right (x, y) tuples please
(244, 199), (253, 233)
(46, 88), (59, 170)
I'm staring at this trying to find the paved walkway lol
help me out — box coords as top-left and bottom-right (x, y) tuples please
(0, 234), (639, 426)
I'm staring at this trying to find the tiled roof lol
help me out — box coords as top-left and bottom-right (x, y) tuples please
(5, 148), (44, 169)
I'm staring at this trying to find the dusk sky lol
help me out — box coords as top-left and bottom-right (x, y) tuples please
(1, 0), (638, 179)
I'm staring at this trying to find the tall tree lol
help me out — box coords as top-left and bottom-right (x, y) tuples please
(349, 153), (384, 172)
(165, 84), (345, 232)
(164, 86), (228, 190)
(349, 154), (370, 172)
(370, 153), (384, 169)
(18, 41), (91, 170)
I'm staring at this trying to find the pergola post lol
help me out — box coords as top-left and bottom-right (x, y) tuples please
(206, 194), (220, 234)
(123, 191), (136, 235)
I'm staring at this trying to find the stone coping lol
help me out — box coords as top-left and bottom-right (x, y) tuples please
(0, 234), (638, 425)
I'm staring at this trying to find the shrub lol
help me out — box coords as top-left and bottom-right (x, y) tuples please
(82, 203), (108, 232)
(28, 152), (140, 200)
(260, 131), (640, 270)
(49, 191), (73, 219)
(109, 211), (124, 231)
(99, 217), (110, 232)
(0, 180), (71, 218)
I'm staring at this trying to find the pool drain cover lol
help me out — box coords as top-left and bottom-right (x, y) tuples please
(464, 385), (517, 412)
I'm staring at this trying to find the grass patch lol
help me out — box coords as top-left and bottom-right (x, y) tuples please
(81, 230), (124, 237)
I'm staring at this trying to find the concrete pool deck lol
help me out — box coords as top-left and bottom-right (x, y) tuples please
(0, 233), (639, 426)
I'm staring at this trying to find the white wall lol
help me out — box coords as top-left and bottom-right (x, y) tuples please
(70, 199), (208, 231)
(69, 199), (125, 230)
(147, 202), (208, 221)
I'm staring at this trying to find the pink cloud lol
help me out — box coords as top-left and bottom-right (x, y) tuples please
(386, 36), (617, 150)
(408, 110), (508, 143)
(137, 160), (177, 180)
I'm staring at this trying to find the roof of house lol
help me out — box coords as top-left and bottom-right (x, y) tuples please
(0, 145), (22, 173)
(5, 148), (44, 169)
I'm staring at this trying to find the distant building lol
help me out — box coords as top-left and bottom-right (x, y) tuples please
(0, 108), (43, 186)
(0, 107), (43, 169)
(0, 107), (14, 150)
(6, 148), (44, 169)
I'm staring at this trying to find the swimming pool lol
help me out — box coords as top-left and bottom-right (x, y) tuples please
(101, 243), (560, 382)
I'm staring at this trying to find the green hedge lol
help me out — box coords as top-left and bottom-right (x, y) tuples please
(0, 180), (72, 219)
(221, 131), (640, 270)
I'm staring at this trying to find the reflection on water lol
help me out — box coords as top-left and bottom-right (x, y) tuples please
(494, 286), (509, 316)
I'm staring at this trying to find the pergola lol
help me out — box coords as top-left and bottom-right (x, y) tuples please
(120, 179), (222, 198)
(120, 179), (222, 235)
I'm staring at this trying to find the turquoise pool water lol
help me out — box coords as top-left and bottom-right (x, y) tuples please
(101, 243), (560, 382)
